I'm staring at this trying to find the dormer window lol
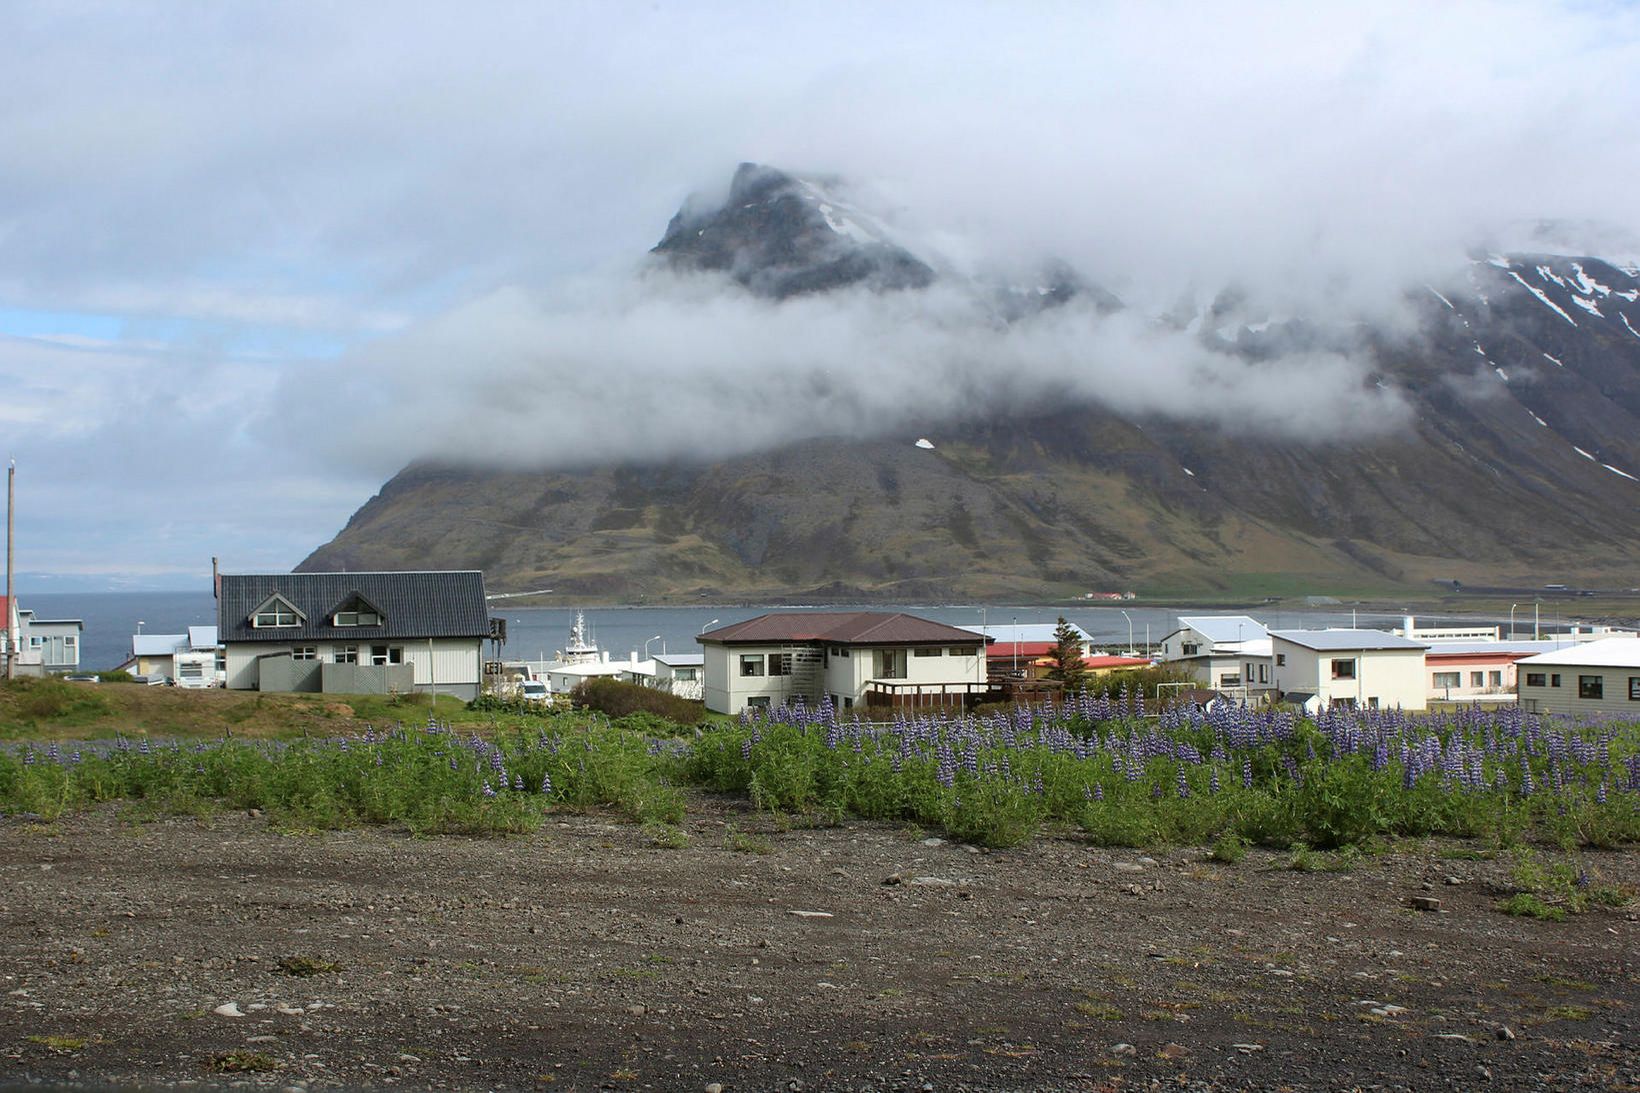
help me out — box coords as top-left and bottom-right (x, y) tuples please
(329, 592), (384, 628)
(250, 594), (303, 628)
(334, 609), (382, 627)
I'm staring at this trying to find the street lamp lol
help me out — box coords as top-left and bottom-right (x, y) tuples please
(1509, 603), (1518, 641)
(643, 634), (662, 660)
(700, 618), (719, 635)
(137, 620), (145, 635)
(1120, 610), (1134, 656)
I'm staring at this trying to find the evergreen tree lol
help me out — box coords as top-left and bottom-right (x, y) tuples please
(1047, 616), (1087, 692)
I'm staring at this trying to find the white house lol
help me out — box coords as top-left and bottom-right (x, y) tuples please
(1516, 637), (1640, 717)
(1157, 615), (1275, 696)
(642, 653), (704, 700)
(699, 612), (990, 715)
(1, 597), (82, 676)
(1269, 629), (1428, 712)
(121, 625), (222, 685)
(217, 571), (493, 699)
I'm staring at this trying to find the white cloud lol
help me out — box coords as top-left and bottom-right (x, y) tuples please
(0, 0), (1636, 580)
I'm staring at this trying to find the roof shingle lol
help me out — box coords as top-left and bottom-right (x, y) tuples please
(217, 571), (490, 644)
(700, 612), (991, 646)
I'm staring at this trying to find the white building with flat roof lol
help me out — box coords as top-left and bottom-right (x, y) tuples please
(1269, 629), (1428, 712)
(1516, 637), (1640, 717)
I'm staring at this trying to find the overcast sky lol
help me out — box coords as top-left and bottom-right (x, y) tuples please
(2, 1), (1637, 589)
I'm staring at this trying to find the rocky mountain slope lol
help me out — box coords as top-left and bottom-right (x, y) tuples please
(300, 166), (1640, 600)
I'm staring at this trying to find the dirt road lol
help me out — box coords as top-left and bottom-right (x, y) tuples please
(2, 801), (1636, 1091)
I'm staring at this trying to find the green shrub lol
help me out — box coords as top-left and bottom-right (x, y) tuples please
(569, 678), (705, 727)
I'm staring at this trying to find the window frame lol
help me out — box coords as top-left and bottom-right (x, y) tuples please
(1577, 674), (1603, 700)
(291, 645), (318, 661)
(1524, 672), (1546, 688)
(1330, 657), (1357, 680)
(739, 654), (765, 678)
(1433, 671), (1461, 689)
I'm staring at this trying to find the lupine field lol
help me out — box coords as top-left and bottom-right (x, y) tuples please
(3, 691), (1638, 850)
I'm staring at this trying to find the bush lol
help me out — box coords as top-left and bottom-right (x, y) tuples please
(569, 678), (705, 728)
(97, 670), (133, 684)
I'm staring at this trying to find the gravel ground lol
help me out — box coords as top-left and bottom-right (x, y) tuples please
(1, 799), (1637, 1092)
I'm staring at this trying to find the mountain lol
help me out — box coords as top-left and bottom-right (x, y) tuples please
(299, 165), (1640, 601)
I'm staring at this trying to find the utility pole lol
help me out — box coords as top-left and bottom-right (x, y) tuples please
(4, 460), (14, 681)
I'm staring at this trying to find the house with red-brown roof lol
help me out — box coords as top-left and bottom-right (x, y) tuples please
(697, 612), (991, 715)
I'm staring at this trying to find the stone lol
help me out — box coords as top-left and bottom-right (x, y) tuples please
(908, 876), (955, 888)
(1114, 862), (1144, 873)
(788, 910), (833, 918)
(1233, 1043), (1264, 1054)
(1111, 1043), (1136, 1056)
(706, 1085), (724, 1093)
(920, 837), (944, 847)
(213, 1003), (245, 1018)
(1496, 1025), (1516, 1041)
(1409, 895), (1442, 912)
(881, 874), (903, 886)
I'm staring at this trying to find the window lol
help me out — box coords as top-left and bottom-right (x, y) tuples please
(1258, 664), (1268, 683)
(335, 645), (359, 664)
(1525, 672), (1546, 687)
(842, 696), (853, 709)
(947, 647), (970, 657)
(179, 662), (204, 680)
(334, 610), (382, 627)
(1367, 697), (1379, 709)
(1630, 677), (1640, 701)
(1276, 653), (1286, 667)
(29, 636), (41, 647)
(768, 653), (790, 677)
(1577, 675), (1603, 700)
(1221, 673), (1241, 687)
(874, 649), (906, 679)
(63, 635), (76, 647)
(1469, 671), (1484, 687)
(745, 696), (770, 710)
(1181, 642), (1200, 656)
(739, 654), (765, 677)
(292, 646), (317, 661)
(370, 645), (403, 666)
(253, 603), (299, 627)
(1330, 658), (1356, 680)
(1433, 671), (1461, 689)
(1488, 671), (1503, 687)
(914, 647), (943, 657)
(674, 667), (698, 681)
(1551, 673), (1561, 688)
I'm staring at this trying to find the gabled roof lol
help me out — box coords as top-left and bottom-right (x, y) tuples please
(1517, 636), (1640, 668)
(700, 612), (991, 646)
(1177, 615), (1269, 645)
(187, 625), (219, 650)
(1270, 628), (1426, 652)
(987, 641), (1058, 660)
(217, 571), (490, 643)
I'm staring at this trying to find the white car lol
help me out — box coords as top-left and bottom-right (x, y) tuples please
(519, 680), (550, 704)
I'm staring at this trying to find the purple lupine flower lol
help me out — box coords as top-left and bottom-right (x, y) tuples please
(1176, 768), (1190, 799)
(1242, 759), (1253, 789)
(1209, 767), (1221, 795)
(481, 780), (496, 798)
(513, 774), (524, 792)
(740, 737), (753, 762)
(1596, 780), (1608, 805)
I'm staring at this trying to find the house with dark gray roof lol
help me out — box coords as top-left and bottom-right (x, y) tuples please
(697, 612), (990, 715)
(217, 571), (492, 699)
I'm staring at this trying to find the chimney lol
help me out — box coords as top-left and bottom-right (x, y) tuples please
(212, 556), (220, 600)
(1402, 615), (1416, 638)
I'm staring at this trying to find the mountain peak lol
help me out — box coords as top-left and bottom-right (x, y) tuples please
(652, 162), (935, 299)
